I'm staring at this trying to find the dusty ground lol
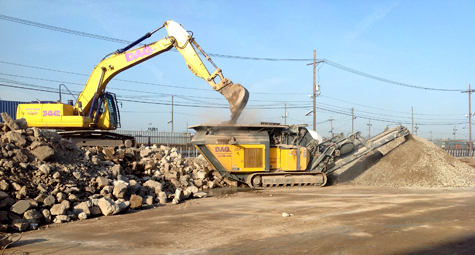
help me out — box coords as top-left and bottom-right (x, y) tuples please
(7, 184), (475, 255)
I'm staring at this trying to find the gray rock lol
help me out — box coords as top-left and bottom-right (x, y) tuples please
(23, 209), (43, 223)
(38, 164), (52, 175)
(116, 201), (130, 212)
(117, 175), (129, 183)
(34, 194), (47, 205)
(78, 212), (87, 220)
(129, 194), (142, 209)
(113, 182), (128, 199)
(96, 177), (110, 188)
(1, 113), (20, 131)
(11, 222), (29, 232)
(0, 180), (9, 191)
(10, 200), (31, 215)
(50, 204), (67, 216)
(68, 194), (79, 202)
(193, 192), (208, 198)
(31, 146), (55, 161)
(144, 195), (154, 206)
(18, 186), (27, 198)
(56, 192), (66, 203)
(43, 195), (56, 206)
(42, 209), (51, 224)
(97, 198), (120, 216)
(11, 182), (21, 191)
(52, 172), (61, 180)
(89, 206), (102, 216)
(53, 215), (69, 223)
(0, 197), (15, 209)
(111, 164), (122, 178)
(2, 131), (26, 147)
(72, 171), (82, 180)
(60, 200), (70, 210)
(143, 180), (162, 194)
(73, 202), (91, 217)
(0, 191), (9, 200)
(14, 118), (27, 130)
(37, 183), (48, 193)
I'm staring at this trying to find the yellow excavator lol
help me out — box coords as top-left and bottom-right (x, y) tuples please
(16, 20), (249, 147)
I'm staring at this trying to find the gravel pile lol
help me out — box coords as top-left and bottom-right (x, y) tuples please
(0, 113), (232, 233)
(350, 135), (475, 187)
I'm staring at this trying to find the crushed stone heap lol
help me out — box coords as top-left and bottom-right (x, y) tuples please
(0, 113), (232, 233)
(350, 135), (475, 188)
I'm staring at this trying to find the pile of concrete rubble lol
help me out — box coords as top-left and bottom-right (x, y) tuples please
(349, 135), (475, 187)
(0, 113), (231, 232)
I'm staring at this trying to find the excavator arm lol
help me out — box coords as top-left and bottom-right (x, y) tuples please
(76, 20), (248, 124)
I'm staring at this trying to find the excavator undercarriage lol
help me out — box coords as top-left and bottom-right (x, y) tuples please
(190, 123), (409, 188)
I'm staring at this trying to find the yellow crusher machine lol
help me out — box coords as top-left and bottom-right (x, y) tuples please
(16, 20), (249, 147)
(190, 123), (409, 188)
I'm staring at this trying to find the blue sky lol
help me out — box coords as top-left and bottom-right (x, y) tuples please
(0, 0), (473, 140)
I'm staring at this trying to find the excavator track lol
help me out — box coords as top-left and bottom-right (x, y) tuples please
(246, 172), (327, 189)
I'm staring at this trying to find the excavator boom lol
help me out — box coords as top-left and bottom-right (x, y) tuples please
(17, 20), (248, 145)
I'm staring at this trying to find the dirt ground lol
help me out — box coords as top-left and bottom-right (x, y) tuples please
(6, 184), (475, 255)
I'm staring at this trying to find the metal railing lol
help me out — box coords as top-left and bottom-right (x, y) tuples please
(444, 149), (474, 157)
(112, 130), (199, 157)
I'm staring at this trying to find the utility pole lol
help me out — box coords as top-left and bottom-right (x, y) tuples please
(430, 131), (432, 141)
(171, 95), (174, 133)
(411, 107), (414, 134)
(367, 119), (372, 138)
(307, 51), (324, 131)
(282, 103), (288, 125)
(462, 84), (474, 155)
(415, 123), (419, 136)
(329, 116), (334, 137)
(351, 107), (355, 133)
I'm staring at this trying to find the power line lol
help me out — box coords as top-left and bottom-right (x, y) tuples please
(0, 14), (465, 92)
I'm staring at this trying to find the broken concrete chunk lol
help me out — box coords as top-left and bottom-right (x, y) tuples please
(10, 200), (32, 215)
(144, 195), (154, 206)
(38, 164), (52, 175)
(1, 113), (20, 131)
(113, 182), (128, 199)
(2, 131), (26, 147)
(43, 195), (56, 206)
(97, 198), (120, 216)
(50, 203), (67, 216)
(73, 202), (91, 217)
(23, 209), (44, 224)
(89, 206), (102, 216)
(78, 212), (87, 220)
(0, 180), (9, 191)
(53, 215), (69, 223)
(11, 222), (29, 232)
(31, 146), (55, 161)
(129, 195), (142, 209)
(0, 191), (9, 200)
(42, 209), (52, 224)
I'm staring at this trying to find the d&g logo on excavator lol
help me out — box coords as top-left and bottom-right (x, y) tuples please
(125, 47), (155, 62)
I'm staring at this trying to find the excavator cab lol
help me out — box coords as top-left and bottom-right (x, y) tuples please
(93, 92), (121, 130)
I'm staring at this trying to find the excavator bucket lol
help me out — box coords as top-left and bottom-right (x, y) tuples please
(219, 83), (249, 124)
